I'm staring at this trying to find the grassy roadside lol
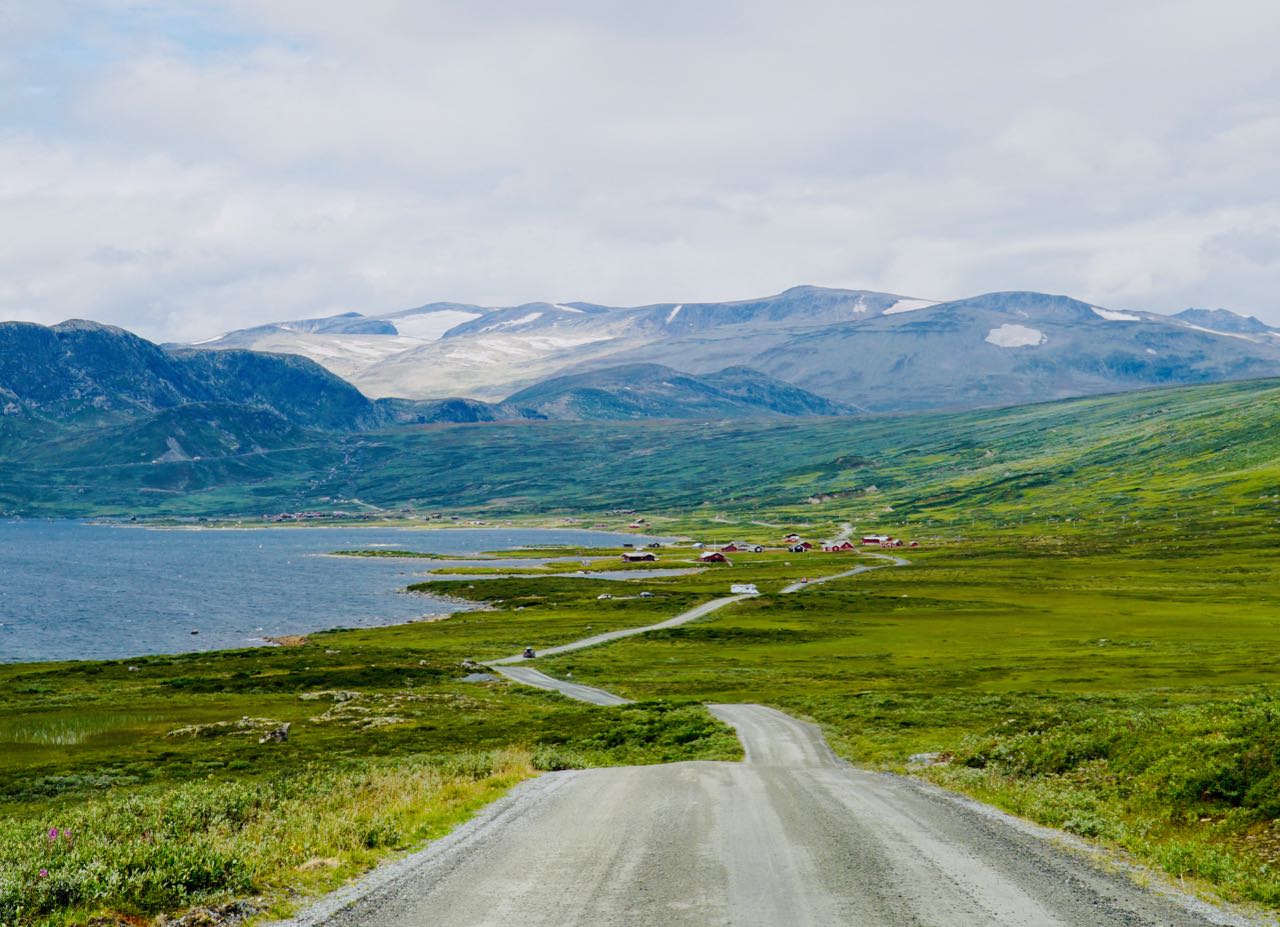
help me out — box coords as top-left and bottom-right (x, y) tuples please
(0, 615), (739, 926)
(2, 749), (535, 926)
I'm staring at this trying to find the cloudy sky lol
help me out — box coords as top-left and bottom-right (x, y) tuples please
(2, 1), (1279, 340)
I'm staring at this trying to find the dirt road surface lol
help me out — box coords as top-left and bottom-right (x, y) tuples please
(286, 704), (1250, 927)
(779, 552), (910, 593)
(491, 665), (630, 706)
(484, 593), (755, 666)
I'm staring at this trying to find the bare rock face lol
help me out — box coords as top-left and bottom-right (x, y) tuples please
(165, 717), (284, 739)
(258, 722), (291, 744)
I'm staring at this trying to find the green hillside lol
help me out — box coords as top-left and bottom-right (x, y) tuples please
(3, 377), (1277, 527)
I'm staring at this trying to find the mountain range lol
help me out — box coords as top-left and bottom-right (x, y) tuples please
(0, 317), (849, 467)
(189, 286), (1280, 413)
(3, 285), (1280, 517)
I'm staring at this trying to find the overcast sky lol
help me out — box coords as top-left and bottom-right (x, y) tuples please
(2, 1), (1279, 340)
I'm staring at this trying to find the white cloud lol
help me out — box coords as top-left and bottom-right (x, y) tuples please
(1, 0), (1279, 340)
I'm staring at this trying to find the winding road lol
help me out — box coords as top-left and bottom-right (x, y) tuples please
(283, 556), (1257, 927)
(780, 551), (909, 593)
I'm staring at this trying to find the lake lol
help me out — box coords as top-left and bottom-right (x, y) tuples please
(0, 521), (656, 664)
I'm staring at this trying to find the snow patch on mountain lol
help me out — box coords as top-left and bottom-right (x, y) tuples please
(1092, 307), (1141, 322)
(1178, 322), (1258, 342)
(553, 304), (583, 313)
(666, 304), (684, 323)
(391, 310), (481, 340)
(985, 324), (1046, 347)
(480, 312), (544, 332)
(883, 298), (937, 315)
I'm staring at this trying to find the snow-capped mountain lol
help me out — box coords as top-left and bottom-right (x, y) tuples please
(187, 287), (1280, 413)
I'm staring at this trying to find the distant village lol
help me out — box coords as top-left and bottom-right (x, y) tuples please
(619, 525), (918, 564)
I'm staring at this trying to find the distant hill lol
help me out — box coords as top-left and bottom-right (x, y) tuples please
(3, 375), (1278, 519)
(1172, 308), (1278, 336)
(734, 292), (1280, 412)
(0, 320), (840, 464)
(503, 363), (854, 420)
(0, 319), (381, 432)
(186, 287), (1280, 411)
(377, 397), (544, 425)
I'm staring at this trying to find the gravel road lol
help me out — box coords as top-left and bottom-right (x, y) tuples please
(287, 704), (1251, 927)
(491, 665), (630, 706)
(779, 552), (910, 593)
(280, 559), (1258, 926)
(484, 593), (755, 666)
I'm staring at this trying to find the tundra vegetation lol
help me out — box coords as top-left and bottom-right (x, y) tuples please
(3, 376), (1280, 924)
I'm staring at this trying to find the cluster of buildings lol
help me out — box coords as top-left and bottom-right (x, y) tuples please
(687, 530), (917, 564)
(261, 510), (384, 523)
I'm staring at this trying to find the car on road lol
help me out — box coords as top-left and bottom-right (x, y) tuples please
(522, 647), (535, 659)
(597, 593), (613, 600)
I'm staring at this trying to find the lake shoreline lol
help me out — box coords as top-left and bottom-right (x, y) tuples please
(0, 523), (658, 665)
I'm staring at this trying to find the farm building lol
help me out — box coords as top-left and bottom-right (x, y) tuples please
(621, 551), (657, 562)
(722, 542), (765, 553)
(823, 541), (857, 552)
(699, 551), (730, 563)
(788, 543), (809, 553)
(862, 534), (891, 545)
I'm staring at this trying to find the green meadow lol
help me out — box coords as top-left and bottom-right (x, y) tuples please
(3, 376), (1280, 923)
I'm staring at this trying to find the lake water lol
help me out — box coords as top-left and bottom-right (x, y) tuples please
(0, 522), (656, 664)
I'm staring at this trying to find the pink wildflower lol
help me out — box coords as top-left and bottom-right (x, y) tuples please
(38, 868), (48, 878)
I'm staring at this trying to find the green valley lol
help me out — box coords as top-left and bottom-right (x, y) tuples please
(3, 375), (1280, 923)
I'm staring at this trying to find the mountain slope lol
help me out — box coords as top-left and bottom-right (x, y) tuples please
(192, 286), (920, 401)
(184, 287), (1280, 412)
(502, 363), (853, 420)
(1172, 308), (1280, 338)
(0, 320), (382, 433)
(737, 292), (1280, 411)
(3, 376), (1278, 519)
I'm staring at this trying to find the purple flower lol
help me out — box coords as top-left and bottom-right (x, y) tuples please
(38, 869), (48, 878)
(47, 827), (59, 842)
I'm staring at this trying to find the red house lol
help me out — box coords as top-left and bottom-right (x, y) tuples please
(699, 551), (729, 563)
